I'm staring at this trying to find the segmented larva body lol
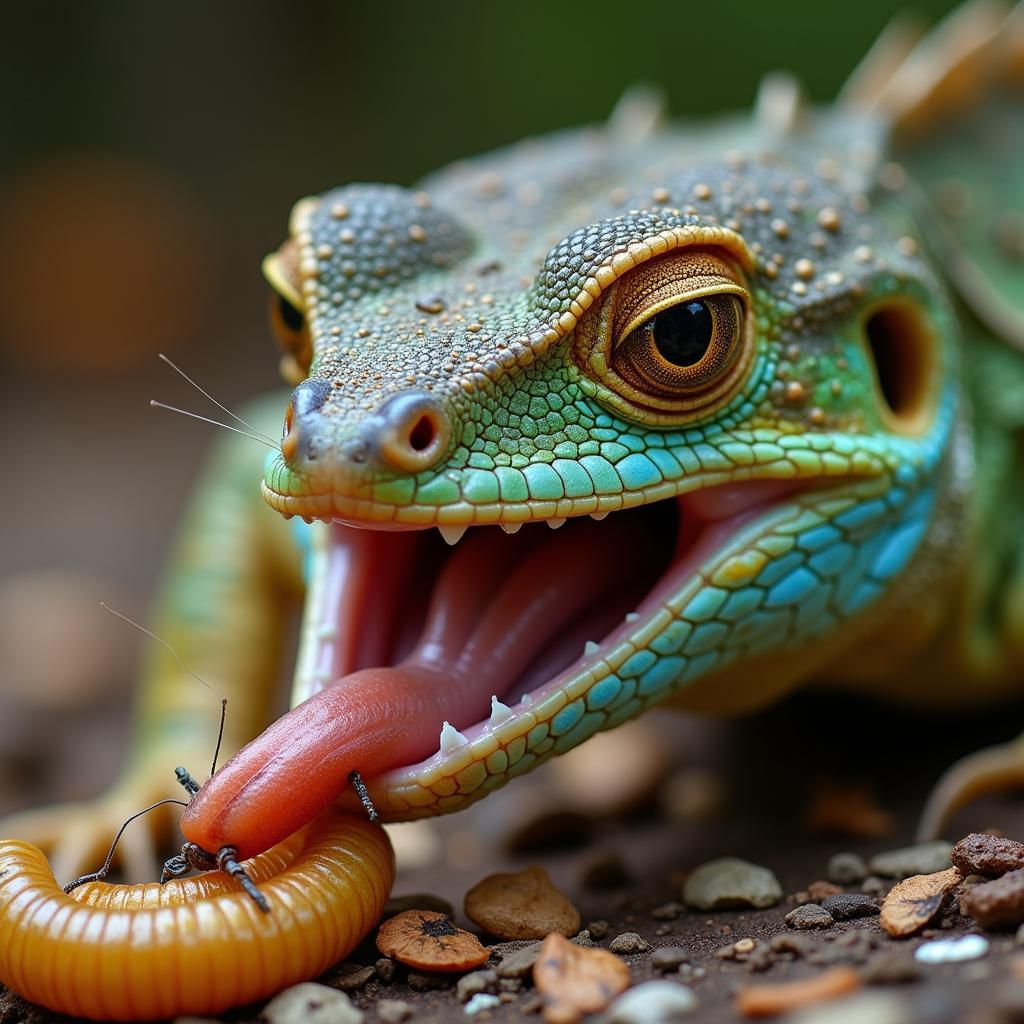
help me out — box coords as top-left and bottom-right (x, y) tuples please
(0, 811), (394, 1021)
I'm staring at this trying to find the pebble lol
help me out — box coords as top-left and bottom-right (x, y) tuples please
(651, 946), (691, 971)
(456, 970), (498, 1002)
(951, 833), (1024, 876)
(407, 972), (452, 991)
(820, 893), (879, 921)
(860, 949), (922, 984)
(785, 991), (912, 1024)
(735, 966), (861, 1017)
(375, 1002), (413, 1024)
(261, 983), (363, 1024)
(861, 876), (887, 897)
(587, 920), (610, 939)
(328, 963), (375, 991)
(914, 934), (990, 964)
(828, 852), (868, 884)
(683, 857), (782, 910)
(463, 993), (501, 1016)
(651, 901), (684, 921)
(869, 841), (953, 879)
(961, 868), (1024, 929)
(465, 865), (581, 940)
(733, 938), (756, 954)
(533, 932), (630, 1024)
(803, 881), (842, 903)
(375, 958), (396, 983)
(879, 868), (960, 937)
(494, 941), (544, 978)
(785, 905), (835, 929)
(602, 980), (698, 1022)
(608, 932), (650, 954)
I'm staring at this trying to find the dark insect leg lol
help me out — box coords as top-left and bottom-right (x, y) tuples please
(348, 770), (380, 824)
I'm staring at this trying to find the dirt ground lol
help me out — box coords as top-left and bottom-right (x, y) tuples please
(4, 694), (1024, 1024)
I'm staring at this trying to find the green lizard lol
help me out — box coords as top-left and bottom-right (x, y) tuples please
(4, 0), (1023, 882)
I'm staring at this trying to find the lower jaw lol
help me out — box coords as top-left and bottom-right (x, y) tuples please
(292, 479), (800, 791)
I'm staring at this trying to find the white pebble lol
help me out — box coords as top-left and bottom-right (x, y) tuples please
(262, 982), (363, 1024)
(603, 980), (698, 1022)
(914, 933), (989, 964)
(464, 993), (502, 1015)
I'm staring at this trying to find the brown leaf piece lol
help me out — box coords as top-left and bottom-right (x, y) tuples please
(376, 910), (489, 972)
(961, 868), (1024, 929)
(533, 932), (631, 1024)
(465, 865), (581, 940)
(735, 966), (861, 1017)
(879, 867), (961, 937)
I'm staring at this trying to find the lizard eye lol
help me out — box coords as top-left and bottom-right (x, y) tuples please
(578, 248), (754, 423)
(268, 290), (312, 383)
(614, 293), (744, 397)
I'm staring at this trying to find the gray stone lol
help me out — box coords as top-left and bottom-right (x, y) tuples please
(827, 852), (868, 884)
(495, 941), (544, 978)
(820, 893), (879, 921)
(651, 901), (684, 921)
(786, 992), (912, 1024)
(261, 983), (362, 1024)
(464, 993), (502, 1015)
(651, 946), (691, 972)
(602, 980), (698, 1022)
(376, 1002), (413, 1024)
(683, 857), (782, 910)
(785, 904), (834, 930)
(869, 841), (953, 879)
(608, 931), (650, 954)
(330, 963), (375, 991)
(456, 970), (498, 1003)
(588, 919), (611, 938)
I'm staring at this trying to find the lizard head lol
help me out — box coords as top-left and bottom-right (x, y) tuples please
(256, 113), (960, 821)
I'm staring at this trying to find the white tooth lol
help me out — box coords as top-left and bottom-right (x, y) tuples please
(590, 511), (609, 521)
(489, 695), (514, 725)
(584, 640), (600, 656)
(438, 720), (469, 754)
(625, 612), (639, 623)
(438, 524), (468, 546)
(547, 517), (567, 530)
(500, 522), (523, 535)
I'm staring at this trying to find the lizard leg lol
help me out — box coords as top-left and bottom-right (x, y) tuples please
(1, 394), (301, 883)
(917, 736), (1024, 841)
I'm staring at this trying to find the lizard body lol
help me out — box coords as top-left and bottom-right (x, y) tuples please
(5, 0), (1023, 877)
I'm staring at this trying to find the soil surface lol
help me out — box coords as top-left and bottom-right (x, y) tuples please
(4, 694), (1024, 1024)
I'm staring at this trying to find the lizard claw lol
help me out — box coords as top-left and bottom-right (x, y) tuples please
(917, 736), (1024, 842)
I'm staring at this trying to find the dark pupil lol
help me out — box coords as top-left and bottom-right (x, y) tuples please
(278, 294), (304, 332)
(650, 300), (713, 366)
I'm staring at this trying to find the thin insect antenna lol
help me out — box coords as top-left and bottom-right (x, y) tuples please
(150, 401), (280, 450)
(100, 602), (224, 702)
(63, 798), (189, 892)
(158, 353), (279, 446)
(211, 698), (227, 777)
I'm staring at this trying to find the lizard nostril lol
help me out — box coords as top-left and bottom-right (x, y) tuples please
(281, 400), (299, 462)
(408, 414), (437, 453)
(376, 394), (450, 473)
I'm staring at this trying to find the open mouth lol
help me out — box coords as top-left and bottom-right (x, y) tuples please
(296, 478), (799, 781)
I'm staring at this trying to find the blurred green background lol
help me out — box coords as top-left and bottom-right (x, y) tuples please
(0, 0), (963, 811)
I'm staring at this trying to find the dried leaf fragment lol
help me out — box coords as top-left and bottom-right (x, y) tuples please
(465, 865), (581, 940)
(879, 867), (960, 937)
(376, 910), (489, 972)
(533, 931), (630, 1024)
(735, 966), (861, 1017)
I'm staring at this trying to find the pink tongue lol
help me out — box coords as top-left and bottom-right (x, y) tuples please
(184, 512), (665, 857)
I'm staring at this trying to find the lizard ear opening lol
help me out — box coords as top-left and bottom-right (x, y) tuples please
(862, 299), (937, 434)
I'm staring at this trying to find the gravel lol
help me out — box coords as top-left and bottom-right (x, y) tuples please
(601, 979), (698, 1021)
(785, 904), (835, 929)
(869, 841), (953, 879)
(683, 857), (782, 910)
(827, 852), (868, 884)
(608, 932), (651, 954)
(820, 893), (879, 920)
(261, 984), (363, 1024)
